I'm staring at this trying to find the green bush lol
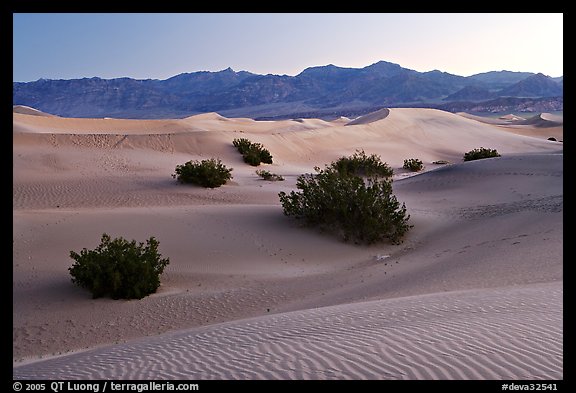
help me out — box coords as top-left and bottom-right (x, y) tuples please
(256, 169), (284, 181)
(279, 153), (411, 245)
(256, 145), (273, 164)
(463, 147), (501, 161)
(172, 158), (233, 188)
(69, 233), (170, 300)
(232, 138), (253, 155)
(329, 149), (393, 179)
(242, 146), (264, 166)
(403, 158), (424, 172)
(233, 138), (273, 166)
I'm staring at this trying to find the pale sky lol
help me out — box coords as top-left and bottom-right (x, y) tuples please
(13, 13), (563, 82)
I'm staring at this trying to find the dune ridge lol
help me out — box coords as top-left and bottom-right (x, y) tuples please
(13, 107), (562, 380)
(345, 107), (390, 125)
(13, 105), (56, 117)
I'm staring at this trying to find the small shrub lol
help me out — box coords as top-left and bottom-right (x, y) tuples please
(329, 149), (393, 179)
(432, 160), (450, 165)
(547, 137), (557, 141)
(172, 158), (233, 188)
(463, 147), (501, 161)
(256, 169), (284, 181)
(279, 153), (411, 245)
(233, 138), (273, 166)
(403, 158), (424, 172)
(69, 233), (170, 299)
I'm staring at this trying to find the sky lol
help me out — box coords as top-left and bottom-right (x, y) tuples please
(13, 13), (563, 82)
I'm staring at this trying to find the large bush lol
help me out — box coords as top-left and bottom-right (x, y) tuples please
(172, 158), (233, 188)
(232, 138), (253, 155)
(403, 158), (424, 172)
(233, 138), (273, 166)
(279, 153), (411, 245)
(463, 147), (501, 161)
(328, 149), (394, 179)
(69, 233), (170, 299)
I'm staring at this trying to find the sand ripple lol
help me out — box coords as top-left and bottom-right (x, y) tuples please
(13, 282), (562, 380)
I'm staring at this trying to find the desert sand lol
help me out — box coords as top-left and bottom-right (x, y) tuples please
(13, 107), (562, 380)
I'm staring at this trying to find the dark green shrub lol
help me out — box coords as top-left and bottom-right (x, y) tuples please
(256, 145), (273, 164)
(256, 169), (284, 181)
(243, 146), (264, 166)
(232, 138), (253, 155)
(69, 233), (170, 300)
(403, 158), (424, 172)
(463, 147), (501, 161)
(329, 149), (393, 179)
(233, 138), (273, 166)
(279, 154), (411, 245)
(172, 158), (233, 188)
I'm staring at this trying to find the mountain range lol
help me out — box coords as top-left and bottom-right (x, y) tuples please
(12, 60), (563, 119)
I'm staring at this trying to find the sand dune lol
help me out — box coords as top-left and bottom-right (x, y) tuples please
(345, 107), (390, 125)
(13, 281), (562, 380)
(456, 111), (563, 142)
(499, 113), (526, 121)
(13, 105), (56, 117)
(25, 107), (560, 178)
(13, 107), (562, 379)
(514, 113), (563, 128)
(330, 116), (352, 124)
(540, 112), (563, 123)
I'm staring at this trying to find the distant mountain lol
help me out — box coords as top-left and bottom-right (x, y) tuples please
(13, 61), (563, 119)
(444, 85), (495, 101)
(497, 73), (563, 98)
(435, 96), (563, 114)
(13, 77), (179, 118)
(467, 70), (536, 90)
(159, 67), (256, 95)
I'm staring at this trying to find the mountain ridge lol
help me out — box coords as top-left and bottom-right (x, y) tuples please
(13, 60), (563, 120)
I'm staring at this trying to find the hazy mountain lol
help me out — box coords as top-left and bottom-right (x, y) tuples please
(467, 70), (537, 90)
(158, 67), (255, 95)
(497, 73), (563, 98)
(444, 85), (495, 101)
(12, 77), (181, 118)
(436, 96), (563, 114)
(13, 61), (563, 119)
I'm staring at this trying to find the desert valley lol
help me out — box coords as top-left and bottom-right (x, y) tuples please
(13, 105), (562, 379)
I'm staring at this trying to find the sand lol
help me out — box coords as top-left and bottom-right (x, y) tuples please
(13, 107), (563, 380)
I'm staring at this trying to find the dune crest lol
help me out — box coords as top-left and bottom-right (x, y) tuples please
(515, 113), (563, 128)
(13, 105), (56, 117)
(183, 112), (230, 121)
(345, 107), (390, 125)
